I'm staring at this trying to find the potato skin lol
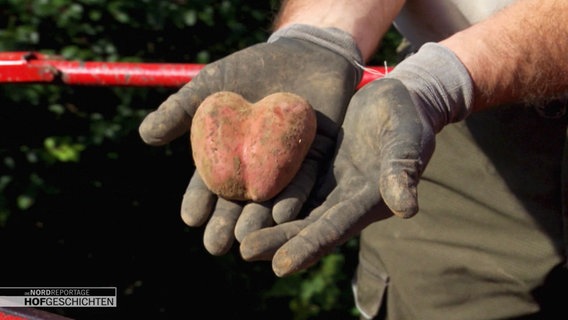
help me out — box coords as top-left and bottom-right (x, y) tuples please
(191, 91), (317, 201)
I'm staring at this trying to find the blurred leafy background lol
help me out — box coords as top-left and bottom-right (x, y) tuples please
(0, 0), (401, 318)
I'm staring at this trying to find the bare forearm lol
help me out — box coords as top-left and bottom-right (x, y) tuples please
(273, 0), (404, 62)
(441, 0), (568, 110)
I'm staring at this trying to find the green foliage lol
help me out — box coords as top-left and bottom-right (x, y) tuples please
(0, 0), (278, 62)
(0, 1), (400, 319)
(43, 136), (86, 162)
(265, 240), (361, 320)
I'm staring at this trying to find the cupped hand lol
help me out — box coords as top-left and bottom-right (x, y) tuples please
(240, 78), (436, 276)
(139, 28), (361, 256)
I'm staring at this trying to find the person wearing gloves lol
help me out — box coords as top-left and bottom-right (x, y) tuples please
(140, 0), (568, 318)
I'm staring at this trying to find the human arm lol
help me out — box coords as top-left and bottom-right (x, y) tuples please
(442, 0), (568, 110)
(273, 0), (404, 62)
(240, 0), (568, 276)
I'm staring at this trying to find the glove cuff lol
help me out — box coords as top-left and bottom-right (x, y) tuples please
(385, 42), (474, 133)
(268, 24), (363, 82)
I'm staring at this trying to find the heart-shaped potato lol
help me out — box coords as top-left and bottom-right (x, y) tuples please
(190, 91), (317, 202)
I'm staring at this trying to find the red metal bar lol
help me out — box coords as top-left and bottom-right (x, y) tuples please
(0, 52), (203, 87)
(0, 51), (390, 88)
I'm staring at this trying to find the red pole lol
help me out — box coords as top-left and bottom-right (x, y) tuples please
(0, 52), (390, 89)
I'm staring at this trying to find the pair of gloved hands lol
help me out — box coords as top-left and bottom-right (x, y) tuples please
(139, 24), (473, 277)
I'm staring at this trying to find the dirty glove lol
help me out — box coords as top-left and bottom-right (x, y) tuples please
(240, 43), (474, 276)
(139, 24), (362, 256)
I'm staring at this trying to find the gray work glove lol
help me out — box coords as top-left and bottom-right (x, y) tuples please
(240, 43), (474, 277)
(139, 24), (362, 256)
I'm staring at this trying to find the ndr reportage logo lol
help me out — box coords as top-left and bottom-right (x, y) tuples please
(0, 287), (117, 307)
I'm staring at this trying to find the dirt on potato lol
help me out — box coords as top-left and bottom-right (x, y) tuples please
(191, 91), (316, 201)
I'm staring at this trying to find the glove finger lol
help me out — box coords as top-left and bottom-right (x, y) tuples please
(379, 158), (422, 218)
(239, 219), (310, 262)
(239, 175), (354, 262)
(139, 82), (204, 146)
(234, 200), (274, 242)
(271, 132), (340, 225)
(203, 197), (242, 256)
(180, 171), (216, 227)
(271, 158), (318, 224)
(272, 186), (391, 277)
(372, 77), (433, 218)
(377, 129), (435, 218)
